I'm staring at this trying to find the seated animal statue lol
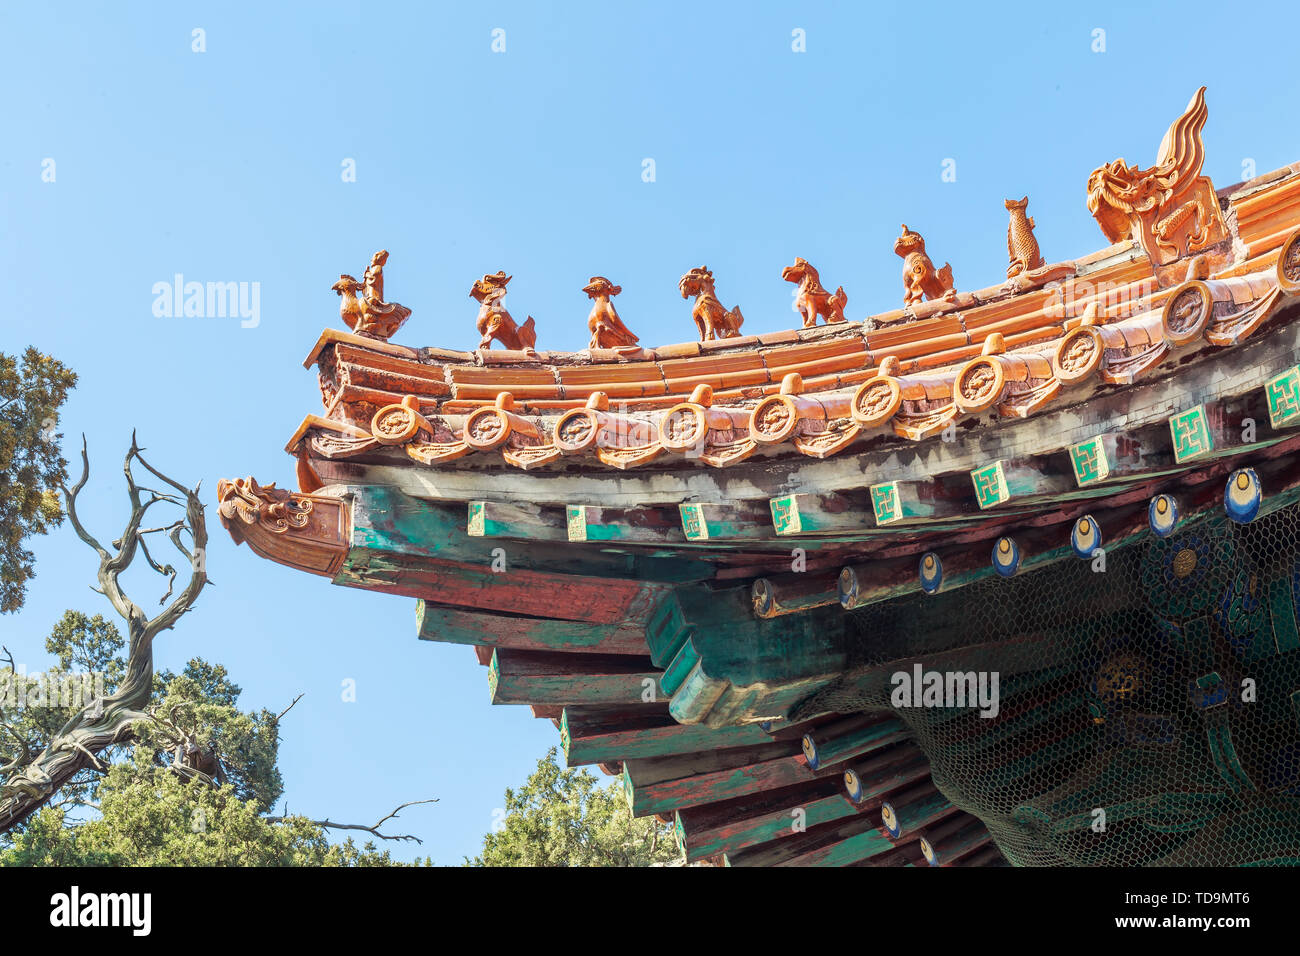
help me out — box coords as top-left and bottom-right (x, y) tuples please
(893, 225), (956, 307)
(471, 271), (537, 351)
(582, 276), (639, 349)
(782, 257), (847, 327)
(679, 266), (744, 341)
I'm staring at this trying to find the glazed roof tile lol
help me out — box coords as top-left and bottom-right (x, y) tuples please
(296, 165), (1300, 477)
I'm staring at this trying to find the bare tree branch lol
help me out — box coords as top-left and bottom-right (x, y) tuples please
(274, 693), (305, 724)
(1, 438), (434, 847)
(0, 436), (209, 833)
(265, 799), (439, 844)
(61, 437), (108, 560)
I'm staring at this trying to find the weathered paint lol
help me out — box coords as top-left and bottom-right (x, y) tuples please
(488, 648), (663, 706)
(561, 707), (773, 765)
(415, 600), (649, 655)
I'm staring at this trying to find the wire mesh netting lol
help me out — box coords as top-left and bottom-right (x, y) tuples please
(801, 501), (1300, 865)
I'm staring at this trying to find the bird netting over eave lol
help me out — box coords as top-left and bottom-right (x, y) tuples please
(796, 501), (1300, 866)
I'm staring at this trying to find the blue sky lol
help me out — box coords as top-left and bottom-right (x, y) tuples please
(2, 0), (1296, 863)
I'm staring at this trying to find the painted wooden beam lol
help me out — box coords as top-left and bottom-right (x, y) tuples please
(349, 484), (713, 585)
(1065, 432), (1176, 487)
(1168, 403), (1218, 464)
(750, 571), (841, 619)
(880, 779), (957, 839)
(759, 713), (843, 742)
(1264, 364), (1300, 429)
(837, 489), (1163, 612)
(346, 547), (677, 625)
(769, 492), (867, 535)
(566, 505), (684, 544)
(678, 501), (775, 541)
(416, 600), (650, 656)
(869, 474), (974, 526)
(674, 777), (871, 863)
(623, 740), (823, 817)
(801, 715), (909, 771)
(842, 745), (932, 806)
(969, 458), (1074, 510)
(775, 816), (901, 867)
(838, 552), (952, 610)
(724, 813), (899, 867)
(918, 813), (993, 866)
(1166, 390), (1275, 464)
(847, 845), (921, 867)
(488, 649), (662, 707)
(642, 585), (854, 728)
(466, 500), (568, 540)
(560, 706), (773, 765)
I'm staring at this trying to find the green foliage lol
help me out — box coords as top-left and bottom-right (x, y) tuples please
(0, 347), (77, 613)
(46, 610), (126, 684)
(1, 766), (407, 866)
(145, 661), (284, 812)
(0, 611), (428, 866)
(0, 610), (125, 811)
(469, 748), (678, 867)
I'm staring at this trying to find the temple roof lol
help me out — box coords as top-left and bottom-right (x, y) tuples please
(294, 162), (1300, 483)
(218, 90), (1300, 866)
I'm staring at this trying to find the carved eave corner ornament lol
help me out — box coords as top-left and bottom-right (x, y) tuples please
(1087, 87), (1229, 267)
(217, 477), (348, 577)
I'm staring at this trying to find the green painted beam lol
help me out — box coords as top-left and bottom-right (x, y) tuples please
(724, 813), (898, 867)
(918, 815), (992, 866)
(488, 648), (662, 707)
(467, 500), (567, 540)
(678, 501), (774, 541)
(802, 716), (908, 771)
(416, 600), (649, 656)
(675, 778), (859, 862)
(779, 819), (899, 866)
(623, 741), (832, 817)
(751, 572), (840, 619)
(881, 780), (953, 839)
(769, 493), (865, 535)
(869, 477), (972, 526)
(347, 483), (713, 584)
(566, 505), (684, 544)
(561, 707), (773, 765)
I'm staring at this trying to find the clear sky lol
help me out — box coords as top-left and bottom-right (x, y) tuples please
(2, 0), (1297, 864)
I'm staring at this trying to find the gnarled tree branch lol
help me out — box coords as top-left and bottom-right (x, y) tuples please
(0, 436), (209, 833)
